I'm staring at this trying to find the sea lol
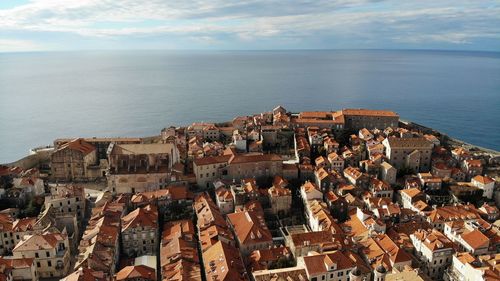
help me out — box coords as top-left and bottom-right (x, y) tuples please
(0, 49), (499, 163)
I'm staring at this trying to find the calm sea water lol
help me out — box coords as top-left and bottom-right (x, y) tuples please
(0, 50), (499, 163)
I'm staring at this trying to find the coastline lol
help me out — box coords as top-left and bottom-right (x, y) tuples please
(3, 118), (499, 170)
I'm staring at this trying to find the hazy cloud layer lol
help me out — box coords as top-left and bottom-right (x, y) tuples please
(0, 0), (499, 51)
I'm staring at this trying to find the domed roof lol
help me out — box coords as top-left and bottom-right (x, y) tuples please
(376, 265), (387, 273)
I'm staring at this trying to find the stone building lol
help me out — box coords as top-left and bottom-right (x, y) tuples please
(45, 184), (86, 220)
(383, 137), (433, 172)
(410, 229), (454, 280)
(12, 232), (70, 279)
(51, 138), (97, 181)
(121, 205), (158, 258)
(54, 137), (142, 160)
(107, 143), (180, 194)
(193, 149), (282, 188)
(267, 186), (292, 216)
(226, 210), (273, 256)
(341, 109), (399, 131)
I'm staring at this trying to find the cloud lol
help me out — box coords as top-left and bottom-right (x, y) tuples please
(0, 0), (499, 50)
(0, 38), (44, 52)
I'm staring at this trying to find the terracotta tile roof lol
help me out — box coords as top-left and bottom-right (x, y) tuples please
(161, 259), (202, 281)
(464, 159), (482, 167)
(116, 265), (156, 280)
(268, 186), (291, 197)
(361, 234), (412, 271)
(12, 217), (36, 232)
(370, 178), (391, 192)
(13, 232), (67, 252)
(227, 211), (272, 245)
(400, 188), (424, 199)
(202, 241), (247, 281)
(131, 186), (194, 203)
(427, 204), (479, 223)
(56, 138), (95, 155)
(0, 257), (33, 269)
(385, 137), (433, 148)
(199, 224), (234, 252)
(121, 205), (158, 231)
(344, 166), (363, 180)
(342, 109), (399, 117)
(194, 193), (227, 230)
(473, 175), (495, 185)
(193, 155), (231, 166)
(228, 153), (282, 164)
(290, 230), (333, 247)
(302, 181), (320, 193)
(0, 214), (13, 232)
(303, 251), (355, 276)
(248, 246), (291, 271)
(412, 229), (454, 251)
(216, 187), (233, 201)
(61, 267), (107, 281)
(461, 229), (490, 250)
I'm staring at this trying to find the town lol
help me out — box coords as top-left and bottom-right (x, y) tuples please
(0, 106), (499, 281)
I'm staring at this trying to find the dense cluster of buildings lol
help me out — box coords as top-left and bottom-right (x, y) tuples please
(0, 106), (499, 281)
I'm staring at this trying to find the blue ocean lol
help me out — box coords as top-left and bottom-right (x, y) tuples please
(0, 50), (499, 163)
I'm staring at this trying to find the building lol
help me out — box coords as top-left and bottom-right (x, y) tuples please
(60, 267), (107, 281)
(370, 178), (393, 199)
(215, 187), (234, 215)
(115, 265), (156, 281)
(202, 241), (248, 281)
(193, 150), (282, 188)
(379, 162), (397, 184)
(427, 204), (479, 232)
(226, 210), (273, 256)
(107, 143), (180, 194)
(301, 251), (359, 281)
(12, 232), (70, 278)
(461, 160), (483, 180)
(471, 175), (495, 200)
(446, 252), (500, 281)
(360, 234), (412, 273)
(252, 267), (308, 281)
(410, 229), (454, 280)
(327, 152), (345, 173)
(285, 230), (337, 257)
(75, 201), (124, 278)
(160, 220), (201, 281)
(51, 138), (98, 181)
(267, 186), (292, 216)
(0, 256), (37, 281)
(341, 109), (399, 130)
(399, 188), (426, 209)
(121, 205), (158, 257)
(45, 184), (86, 220)
(192, 155), (231, 188)
(383, 137), (433, 172)
(248, 246), (292, 271)
(54, 137), (142, 160)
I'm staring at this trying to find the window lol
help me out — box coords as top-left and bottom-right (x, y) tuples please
(47, 261), (52, 267)
(46, 251), (50, 257)
(35, 253), (39, 258)
(36, 262), (40, 268)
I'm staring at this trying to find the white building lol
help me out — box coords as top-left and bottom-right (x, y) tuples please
(471, 175), (495, 200)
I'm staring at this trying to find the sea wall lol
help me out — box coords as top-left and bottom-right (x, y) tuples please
(2, 149), (53, 170)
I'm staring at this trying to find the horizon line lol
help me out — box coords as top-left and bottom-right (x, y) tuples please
(1, 47), (500, 55)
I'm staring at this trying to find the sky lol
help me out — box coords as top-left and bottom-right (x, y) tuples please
(0, 0), (499, 52)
